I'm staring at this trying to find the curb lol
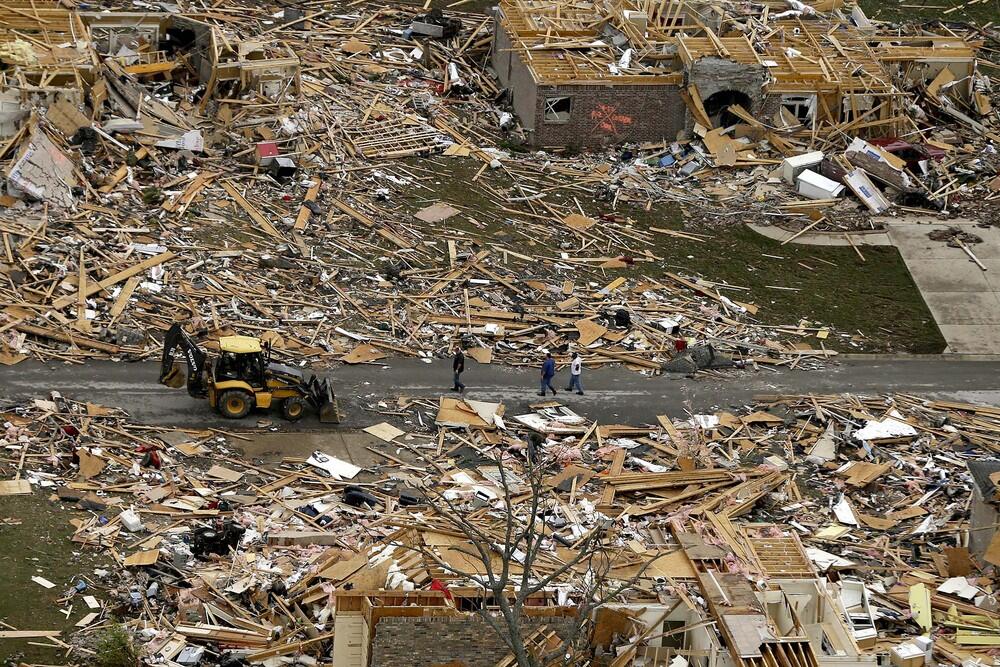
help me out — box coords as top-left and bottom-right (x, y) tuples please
(837, 353), (1000, 361)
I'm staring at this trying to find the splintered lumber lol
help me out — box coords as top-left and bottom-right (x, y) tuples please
(162, 171), (215, 213)
(699, 471), (788, 517)
(589, 348), (661, 370)
(51, 252), (177, 310)
(294, 179), (322, 231)
(657, 415), (690, 449)
(0, 630), (63, 639)
(599, 448), (627, 505)
(109, 276), (140, 322)
(246, 631), (336, 661)
(15, 323), (123, 353)
(331, 198), (411, 248)
(220, 181), (284, 239)
(332, 198), (375, 228)
(684, 85), (713, 128)
(175, 624), (270, 647)
(605, 469), (763, 492)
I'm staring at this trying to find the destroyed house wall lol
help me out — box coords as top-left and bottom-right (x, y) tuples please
(531, 83), (686, 148)
(968, 470), (1000, 557)
(80, 12), (165, 54)
(621, 603), (725, 667)
(368, 614), (575, 667)
(0, 90), (26, 137)
(493, 13), (539, 133)
(171, 17), (215, 85)
(687, 57), (768, 127)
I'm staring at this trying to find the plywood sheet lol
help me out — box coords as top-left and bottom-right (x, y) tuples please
(124, 549), (160, 567)
(0, 479), (32, 495)
(363, 422), (406, 442)
(576, 319), (607, 346)
(435, 397), (490, 429)
(342, 343), (387, 364)
(414, 202), (460, 223)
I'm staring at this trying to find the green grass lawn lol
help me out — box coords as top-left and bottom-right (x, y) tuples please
(401, 157), (946, 354)
(859, 0), (1000, 23)
(623, 205), (946, 354)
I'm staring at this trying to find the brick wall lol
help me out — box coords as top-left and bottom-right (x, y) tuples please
(494, 20), (779, 147)
(493, 12), (686, 148)
(531, 83), (686, 149)
(369, 614), (576, 667)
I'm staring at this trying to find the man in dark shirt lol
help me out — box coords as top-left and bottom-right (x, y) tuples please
(451, 347), (466, 393)
(538, 352), (557, 396)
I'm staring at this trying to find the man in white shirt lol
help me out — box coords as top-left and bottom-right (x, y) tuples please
(565, 351), (584, 395)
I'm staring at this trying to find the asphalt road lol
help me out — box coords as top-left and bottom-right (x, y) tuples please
(1, 358), (999, 430)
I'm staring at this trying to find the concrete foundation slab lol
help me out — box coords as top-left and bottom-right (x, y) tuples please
(887, 220), (1000, 354)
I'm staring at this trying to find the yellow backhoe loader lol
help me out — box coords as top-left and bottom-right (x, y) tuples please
(159, 323), (340, 423)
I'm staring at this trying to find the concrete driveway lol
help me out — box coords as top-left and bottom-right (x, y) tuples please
(887, 219), (1000, 354)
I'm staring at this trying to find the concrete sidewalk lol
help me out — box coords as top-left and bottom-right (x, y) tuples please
(887, 219), (1000, 354)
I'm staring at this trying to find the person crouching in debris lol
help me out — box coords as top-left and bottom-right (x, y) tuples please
(511, 431), (546, 464)
(539, 352), (557, 396)
(565, 351), (584, 395)
(451, 345), (466, 393)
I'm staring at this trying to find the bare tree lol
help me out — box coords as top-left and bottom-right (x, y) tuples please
(401, 447), (654, 667)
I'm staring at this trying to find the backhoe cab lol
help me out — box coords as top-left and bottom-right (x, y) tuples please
(159, 323), (340, 423)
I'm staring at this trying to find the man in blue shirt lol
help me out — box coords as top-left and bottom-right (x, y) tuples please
(538, 352), (557, 396)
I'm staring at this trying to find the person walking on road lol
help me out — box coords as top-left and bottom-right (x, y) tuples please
(451, 346), (466, 393)
(565, 351), (584, 395)
(538, 352), (557, 396)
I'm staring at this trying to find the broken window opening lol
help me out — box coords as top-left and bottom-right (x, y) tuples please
(659, 619), (689, 650)
(544, 96), (572, 123)
(702, 89), (752, 128)
(781, 94), (816, 123)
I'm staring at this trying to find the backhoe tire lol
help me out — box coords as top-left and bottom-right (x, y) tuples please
(218, 390), (253, 419)
(282, 396), (307, 422)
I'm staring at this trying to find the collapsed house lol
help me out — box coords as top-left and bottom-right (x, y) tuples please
(492, 0), (984, 148)
(323, 524), (875, 667)
(0, 0), (995, 367)
(331, 590), (577, 667)
(0, 1), (301, 143)
(8, 391), (1000, 665)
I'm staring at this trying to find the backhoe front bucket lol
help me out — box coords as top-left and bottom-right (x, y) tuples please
(161, 364), (186, 389)
(315, 380), (341, 424)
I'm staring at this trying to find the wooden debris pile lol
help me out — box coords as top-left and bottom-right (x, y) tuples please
(0, 156), (840, 371)
(7, 390), (1000, 663)
(493, 0), (1000, 229)
(0, 0), (994, 368)
(0, 0), (847, 371)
